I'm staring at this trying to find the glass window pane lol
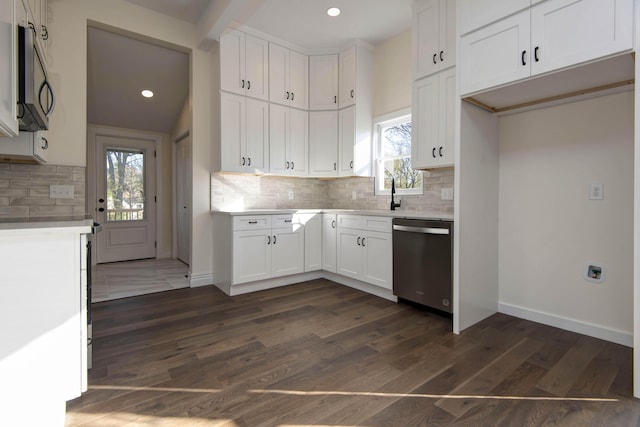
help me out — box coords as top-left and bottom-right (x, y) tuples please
(381, 157), (422, 190)
(382, 122), (412, 157)
(105, 149), (145, 222)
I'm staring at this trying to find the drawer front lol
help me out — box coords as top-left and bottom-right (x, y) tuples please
(362, 216), (392, 233)
(272, 214), (298, 228)
(337, 214), (362, 230)
(232, 215), (271, 231)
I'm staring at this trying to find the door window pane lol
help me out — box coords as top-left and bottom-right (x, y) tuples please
(105, 149), (145, 221)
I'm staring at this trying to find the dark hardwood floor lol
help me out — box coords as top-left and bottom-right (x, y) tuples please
(66, 279), (640, 426)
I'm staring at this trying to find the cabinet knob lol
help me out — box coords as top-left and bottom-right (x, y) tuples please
(98, 198), (104, 203)
(534, 46), (540, 62)
(521, 50), (527, 66)
(98, 207), (105, 212)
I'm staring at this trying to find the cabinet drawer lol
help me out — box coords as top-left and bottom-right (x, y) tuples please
(337, 214), (362, 230)
(233, 216), (271, 231)
(362, 216), (392, 233)
(272, 214), (298, 228)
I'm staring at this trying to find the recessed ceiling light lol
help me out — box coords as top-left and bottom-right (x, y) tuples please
(141, 89), (154, 98)
(327, 7), (341, 17)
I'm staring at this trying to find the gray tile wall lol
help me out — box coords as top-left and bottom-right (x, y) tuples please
(0, 163), (86, 219)
(211, 167), (454, 215)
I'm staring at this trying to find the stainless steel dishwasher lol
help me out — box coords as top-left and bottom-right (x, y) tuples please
(392, 218), (453, 313)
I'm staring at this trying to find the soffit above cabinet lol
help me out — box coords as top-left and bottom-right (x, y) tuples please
(464, 53), (635, 116)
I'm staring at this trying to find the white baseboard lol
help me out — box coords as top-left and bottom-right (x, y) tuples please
(499, 302), (632, 347)
(190, 273), (215, 288)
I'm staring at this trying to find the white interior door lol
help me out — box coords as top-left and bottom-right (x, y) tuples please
(175, 134), (191, 265)
(96, 135), (157, 263)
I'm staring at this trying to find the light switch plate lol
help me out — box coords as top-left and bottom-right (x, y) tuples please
(50, 185), (74, 199)
(589, 183), (604, 200)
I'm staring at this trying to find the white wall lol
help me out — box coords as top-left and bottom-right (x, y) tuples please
(373, 30), (412, 117)
(48, 0), (213, 280)
(498, 91), (634, 344)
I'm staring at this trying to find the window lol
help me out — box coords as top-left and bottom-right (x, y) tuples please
(105, 148), (146, 221)
(374, 110), (423, 195)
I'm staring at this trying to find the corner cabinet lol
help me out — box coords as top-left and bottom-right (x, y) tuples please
(220, 29), (269, 101)
(309, 54), (339, 110)
(0, 0), (19, 137)
(411, 68), (455, 169)
(460, 0), (634, 96)
(219, 92), (269, 173)
(412, 0), (456, 80)
(308, 111), (338, 177)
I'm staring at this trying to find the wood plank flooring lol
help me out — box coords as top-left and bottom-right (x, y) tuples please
(66, 279), (640, 426)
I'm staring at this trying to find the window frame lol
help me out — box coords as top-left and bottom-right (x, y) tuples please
(373, 108), (423, 196)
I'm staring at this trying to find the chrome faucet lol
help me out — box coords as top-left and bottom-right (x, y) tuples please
(390, 178), (401, 211)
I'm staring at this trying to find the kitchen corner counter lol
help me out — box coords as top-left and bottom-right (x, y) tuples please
(211, 209), (453, 221)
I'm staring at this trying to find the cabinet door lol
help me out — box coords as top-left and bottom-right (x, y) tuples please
(33, 130), (49, 163)
(220, 30), (245, 96)
(220, 92), (246, 173)
(459, 0), (530, 35)
(411, 75), (439, 169)
(530, 0), (633, 77)
(245, 98), (269, 173)
(309, 111), (338, 177)
(269, 104), (289, 175)
(272, 227), (304, 278)
(439, 0), (456, 71)
(322, 214), (337, 273)
(288, 49), (308, 109)
(336, 227), (362, 280)
(459, 10), (531, 96)
(337, 106), (355, 176)
(361, 230), (392, 289)
(413, 0), (440, 79)
(233, 230), (271, 284)
(244, 34), (269, 100)
(304, 214), (322, 272)
(437, 68), (456, 167)
(338, 46), (356, 108)
(288, 108), (308, 176)
(309, 55), (338, 110)
(0, 0), (18, 137)
(268, 43), (289, 106)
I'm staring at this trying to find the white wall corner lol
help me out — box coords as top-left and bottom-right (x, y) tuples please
(499, 302), (633, 347)
(190, 272), (215, 288)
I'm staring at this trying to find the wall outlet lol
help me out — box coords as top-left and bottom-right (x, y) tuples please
(352, 191), (357, 200)
(50, 185), (74, 199)
(441, 188), (454, 200)
(589, 183), (604, 200)
(288, 190), (294, 200)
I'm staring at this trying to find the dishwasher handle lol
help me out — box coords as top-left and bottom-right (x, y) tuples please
(393, 224), (450, 235)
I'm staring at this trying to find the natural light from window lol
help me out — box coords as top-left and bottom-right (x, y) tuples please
(374, 110), (423, 196)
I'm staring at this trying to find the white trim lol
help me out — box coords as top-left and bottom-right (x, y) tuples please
(190, 272), (215, 288)
(322, 271), (398, 302)
(499, 302), (632, 347)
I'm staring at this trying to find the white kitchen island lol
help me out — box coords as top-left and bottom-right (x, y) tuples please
(0, 218), (92, 426)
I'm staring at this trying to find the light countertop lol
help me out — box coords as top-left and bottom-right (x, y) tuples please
(0, 216), (94, 232)
(212, 209), (453, 221)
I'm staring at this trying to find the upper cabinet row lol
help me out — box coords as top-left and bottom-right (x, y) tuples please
(459, 0), (634, 96)
(412, 0), (456, 80)
(219, 29), (360, 112)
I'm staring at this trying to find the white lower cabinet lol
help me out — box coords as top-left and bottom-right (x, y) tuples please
(303, 213), (322, 272)
(322, 213), (337, 273)
(232, 215), (304, 285)
(336, 215), (392, 290)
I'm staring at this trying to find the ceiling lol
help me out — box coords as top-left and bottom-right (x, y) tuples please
(88, 0), (412, 134)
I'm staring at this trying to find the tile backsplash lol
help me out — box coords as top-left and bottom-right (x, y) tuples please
(211, 167), (454, 214)
(0, 163), (86, 219)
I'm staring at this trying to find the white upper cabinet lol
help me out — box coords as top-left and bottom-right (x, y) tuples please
(338, 46), (357, 108)
(309, 111), (338, 177)
(459, 0), (530, 36)
(460, 0), (634, 96)
(219, 92), (269, 173)
(269, 43), (308, 109)
(309, 54), (339, 110)
(412, 68), (455, 169)
(412, 0), (456, 80)
(220, 30), (269, 100)
(269, 104), (308, 176)
(0, 0), (18, 137)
